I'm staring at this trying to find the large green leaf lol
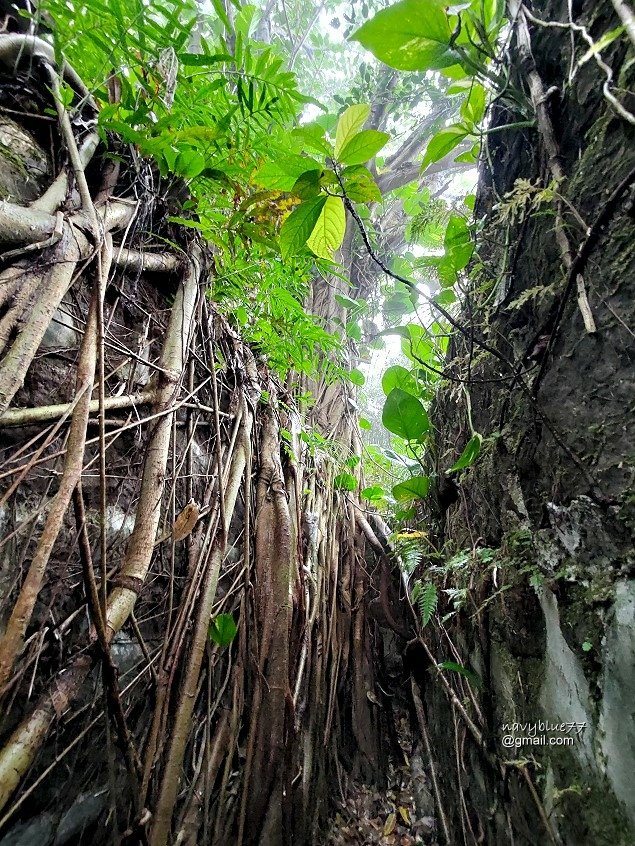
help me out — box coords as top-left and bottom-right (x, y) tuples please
(208, 613), (238, 648)
(352, 0), (456, 71)
(338, 129), (390, 166)
(362, 484), (387, 501)
(348, 368), (365, 386)
(341, 165), (382, 202)
(279, 196), (327, 259)
(460, 82), (486, 126)
(291, 169), (323, 200)
(444, 213), (473, 271)
(381, 365), (418, 397)
(382, 388), (429, 440)
(253, 154), (320, 190)
(421, 125), (469, 171)
(392, 475), (430, 500)
(307, 195), (346, 260)
(334, 472), (357, 491)
(334, 104), (370, 158)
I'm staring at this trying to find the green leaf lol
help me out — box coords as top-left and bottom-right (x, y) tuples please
(382, 388), (429, 440)
(392, 475), (430, 500)
(334, 104), (370, 158)
(359, 417), (372, 430)
(279, 196), (327, 260)
(307, 195), (346, 260)
(348, 368), (365, 386)
(362, 485), (387, 501)
(352, 0), (457, 71)
(334, 472), (357, 491)
(338, 129), (390, 166)
(292, 124), (333, 156)
(179, 52), (232, 66)
(437, 660), (482, 688)
(455, 145), (479, 164)
(579, 25), (624, 65)
(292, 169), (324, 200)
(253, 155), (320, 190)
(335, 293), (363, 311)
(341, 165), (382, 203)
(412, 581), (438, 626)
(174, 149), (206, 179)
(449, 432), (482, 471)
(346, 320), (362, 341)
(444, 213), (473, 271)
(421, 126), (469, 171)
(208, 613), (238, 648)
(211, 0), (232, 32)
(460, 82), (486, 125)
(435, 289), (457, 305)
(381, 365), (418, 397)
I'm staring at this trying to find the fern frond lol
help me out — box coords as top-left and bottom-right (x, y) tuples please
(411, 579), (438, 628)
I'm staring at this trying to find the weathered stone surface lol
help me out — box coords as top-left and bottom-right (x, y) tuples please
(421, 1), (635, 843)
(0, 117), (49, 204)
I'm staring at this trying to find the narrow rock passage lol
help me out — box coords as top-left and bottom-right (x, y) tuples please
(326, 708), (438, 846)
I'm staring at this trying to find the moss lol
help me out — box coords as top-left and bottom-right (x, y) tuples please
(0, 141), (29, 176)
(545, 744), (634, 845)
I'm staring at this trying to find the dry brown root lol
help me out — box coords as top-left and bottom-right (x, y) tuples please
(0, 276), (101, 690)
(150, 397), (254, 846)
(0, 252), (200, 812)
(238, 402), (293, 846)
(0, 222), (84, 413)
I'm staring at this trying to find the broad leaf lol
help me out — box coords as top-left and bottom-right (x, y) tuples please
(335, 293), (363, 311)
(209, 614), (238, 648)
(362, 485), (387, 502)
(292, 123), (333, 156)
(421, 126), (469, 172)
(460, 82), (486, 125)
(334, 472), (357, 491)
(307, 195), (346, 260)
(382, 364), (418, 397)
(334, 104), (370, 158)
(382, 388), (429, 440)
(444, 213), (473, 271)
(341, 165), (382, 202)
(348, 368), (365, 386)
(292, 169), (324, 200)
(392, 475), (430, 500)
(449, 432), (482, 471)
(254, 154), (320, 190)
(352, 0), (457, 71)
(338, 129), (390, 166)
(279, 196), (327, 259)
(175, 149), (206, 179)
(579, 25), (624, 65)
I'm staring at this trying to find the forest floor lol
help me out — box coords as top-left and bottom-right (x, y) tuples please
(325, 710), (438, 846)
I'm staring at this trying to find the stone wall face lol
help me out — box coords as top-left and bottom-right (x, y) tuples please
(424, 1), (635, 843)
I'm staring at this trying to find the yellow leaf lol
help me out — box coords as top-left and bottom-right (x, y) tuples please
(398, 806), (411, 826)
(383, 812), (397, 836)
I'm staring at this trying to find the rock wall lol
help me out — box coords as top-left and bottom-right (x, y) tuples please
(423, 1), (635, 843)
